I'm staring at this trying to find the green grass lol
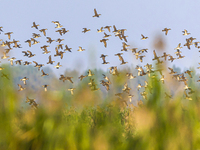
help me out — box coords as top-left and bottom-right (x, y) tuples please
(1, 68), (200, 150)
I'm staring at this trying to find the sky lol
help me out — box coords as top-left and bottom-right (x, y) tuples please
(0, 0), (200, 75)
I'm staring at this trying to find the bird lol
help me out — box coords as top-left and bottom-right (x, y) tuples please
(66, 77), (74, 84)
(42, 85), (49, 92)
(62, 28), (69, 34)
(168, 55), (176, 62)
(31, 38), (40, 45)
(47, 55), (55, 64)
(104, 26), (112, 32)
(77, 46), (85, 51)
(1, 52), (9, 59)
(64, 45), (72, 52)
(193, 42), (200, 48)
(27, 50), (35, 58)
(31, 22), (39, 29)
(93, 8), (101, 17)
(24, 61), (32, 66)
(56, 38), (64, 43)
(54, 62), (62, 69)
(15, 60), (23, 65)
(32, 33), (41, 38)
(52, 21), (63, 28)
(39, 29), (47, 36)
(97, 27), (104, 33)
(100, 54), (109, 64)
(20, 77), (29, 85)
(4, 32), (13, 40)
(56, 29), (63, 36)
(174, 43), (182, 50)
(126, 73), (136, 79)
(168, 67), (177, 74)
(139, 55), (145, 62)
(78, 75), (87, 81)
(141, 34), (148, 40)
(8, 57), (16, 66)
(184, 90), (192, 100)
(41, 70), (49, 77)
(115, 53), (127, 65)
(162, 28), (171, 35)
(57, 44), (64, 50)
(100, 39), (109, 48)
(87, 69), (94, 77)
(113, 25), (119, 33)
(182, 29), (190, 36)
(103, 32), (111, 38)
(184, 70), (193, 78)
(68, 88), (76, 95)
(33, 61), (44, 71)
(12, 39), (20, 48)
(82, 28), (91, 33)
(25, 39), (32, 47)
(161, 52), (169, 61)
(18, 84), (25, 91)
(46, 37), (55, 44)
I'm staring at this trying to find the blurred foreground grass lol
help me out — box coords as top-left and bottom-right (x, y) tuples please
(1, 68), (200, 150)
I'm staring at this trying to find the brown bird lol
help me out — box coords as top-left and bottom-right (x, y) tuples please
(100, 54), (109, 64)
(39, 28), (47, 36)
(82, 28), (91, 33)
(54, 62), (62, 69)
(93, 8), (101, 17)
(31, 22), (39, 29)
(33, 61), (44, 71)
(42, 85), (49, 92)
(47, 55), (55, 64)
(104, 26), (112, 32)
(46, 37), (55, 44)
(168, 67), (177, 74)
(141, 34), (148, 40)
(100, 39), (109, 48)
(64, 45), (72, 52)
(41, 70), (49, 77)
(52, 21), (63, 28)
(62, 28), (69, 34)
(20, 77), (29, 85)
(78, 75), (87, 81)
(8, 57), (16, 66)
(162, 28), (171, 35)
(115, 53), (127, 65)
(27, 50), (35, 58)
(25, 39), (32, 47)
(4, 32), (13, 40)
(18, 84), (25, 91)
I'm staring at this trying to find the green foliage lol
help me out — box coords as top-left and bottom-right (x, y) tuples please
(1, 68), (200, 150)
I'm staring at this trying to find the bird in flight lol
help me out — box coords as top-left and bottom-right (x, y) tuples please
(39, 29), (47, 36)
(31, 22), (39, 29)
(115, 53), (128, 65)
(4, 32), (13, 40)
(100, 54), (109, 64)
(20, 77), (29, 85)
(182, 29), (190, 36)
(141, 34), (148, 40)
(100, 39), (109, 48)
(93, 8), (101, 17)
(162, 28), (171, 35)
(82, 28), (91, 33)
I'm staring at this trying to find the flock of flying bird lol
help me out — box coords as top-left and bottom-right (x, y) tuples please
(0, 8), (199, 108)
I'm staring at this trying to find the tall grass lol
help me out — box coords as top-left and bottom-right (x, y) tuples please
(1, 67), (200, 150)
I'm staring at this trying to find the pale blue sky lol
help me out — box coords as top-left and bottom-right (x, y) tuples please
(0, 0), (200, 75)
